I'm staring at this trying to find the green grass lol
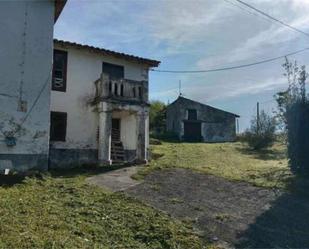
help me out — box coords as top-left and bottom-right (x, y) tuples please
(0, 170), (208, 249)
(135, 142), (292, 189)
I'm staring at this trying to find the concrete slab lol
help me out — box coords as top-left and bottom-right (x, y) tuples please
(86, 166), (142, 192)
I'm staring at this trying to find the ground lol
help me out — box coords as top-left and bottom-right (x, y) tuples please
(135, 142), (291, 189)
(127, 168), (309, 248)
(0, 168), (206, 249)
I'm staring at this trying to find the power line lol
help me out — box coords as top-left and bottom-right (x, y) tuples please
(222, 0), (276, 25)
(234, 0), (309, 39)
(151, 47), (309, 73)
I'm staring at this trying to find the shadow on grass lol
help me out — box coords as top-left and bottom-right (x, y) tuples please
(49, 163), (132, 179)
(0, 174), (26, 187)
(235, 182), (309, 248)
(236, 146), (286, 161)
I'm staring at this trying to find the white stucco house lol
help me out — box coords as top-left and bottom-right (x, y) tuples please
(0, 0), (160, 171)
(0, 0), (66, 171)
(49, 40), (160, 168)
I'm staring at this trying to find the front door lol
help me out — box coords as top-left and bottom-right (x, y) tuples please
(184, 121), (202, 142)
(112, 118), (121, 141)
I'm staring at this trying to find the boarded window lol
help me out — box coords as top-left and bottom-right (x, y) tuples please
(188, 109), (197, 120)
(102, 62), (124, 79)
(52, 50), (67, 92)
(50, 112), (67, 141)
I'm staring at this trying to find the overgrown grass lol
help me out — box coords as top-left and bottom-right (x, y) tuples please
(0, 171), (209, 249)
(135, 142), (292, 189)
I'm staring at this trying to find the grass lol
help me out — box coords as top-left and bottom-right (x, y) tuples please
(0, 169), (209, 249)
(135, 142), (292, 189)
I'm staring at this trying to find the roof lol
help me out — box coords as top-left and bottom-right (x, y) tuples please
(54, 0), (67, 23)
(169, 96), (240, 118)
(53, 39), (161, 67)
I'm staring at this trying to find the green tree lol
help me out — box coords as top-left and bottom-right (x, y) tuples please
(149, 100), (166, 134)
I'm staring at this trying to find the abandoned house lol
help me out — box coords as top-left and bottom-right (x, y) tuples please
(49, 40), (160, 168)
(166, 96), (239, 142)
(0, 0), (66, 171)
(0, 0), (160, 171)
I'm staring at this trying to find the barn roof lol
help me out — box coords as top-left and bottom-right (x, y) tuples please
(168, 96), (240, 118)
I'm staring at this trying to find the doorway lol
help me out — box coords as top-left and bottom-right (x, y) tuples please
(112, 118), (121, 142)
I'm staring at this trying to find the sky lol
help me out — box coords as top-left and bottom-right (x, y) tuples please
(54, 0), (309, 131)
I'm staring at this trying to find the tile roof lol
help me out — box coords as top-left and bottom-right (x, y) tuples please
(54, 39), (161, 67)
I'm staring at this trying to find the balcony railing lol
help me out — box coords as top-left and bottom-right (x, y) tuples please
(94, 73), (148, 103)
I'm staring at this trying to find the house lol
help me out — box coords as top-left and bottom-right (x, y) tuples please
(49, 40), (160, 168)
(0, 0), (66, 172)
(166, 96), (239, 142)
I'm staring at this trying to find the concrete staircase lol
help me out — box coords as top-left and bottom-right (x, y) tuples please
(111, 141), (125, 163)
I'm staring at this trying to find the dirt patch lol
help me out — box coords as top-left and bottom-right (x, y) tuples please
(125, 168), (309, 248)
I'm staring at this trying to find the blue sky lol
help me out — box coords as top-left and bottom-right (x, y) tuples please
(54, 0), (309, 131)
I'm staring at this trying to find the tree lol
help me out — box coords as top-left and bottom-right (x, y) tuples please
(243, 110), (276, 150)
(149, 100), (166, 134)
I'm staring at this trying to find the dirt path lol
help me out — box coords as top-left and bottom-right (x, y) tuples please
(125, 168), (309, 248)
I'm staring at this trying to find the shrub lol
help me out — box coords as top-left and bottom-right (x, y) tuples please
(243, 111), (276, 150)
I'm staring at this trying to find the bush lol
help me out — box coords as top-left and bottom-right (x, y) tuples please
(243, 111), (276, 150)
(286, 101), (309, 175)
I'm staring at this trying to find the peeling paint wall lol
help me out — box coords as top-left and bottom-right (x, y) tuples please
(166, 97), (237, 142)
(0, 1), (54, 171)
(50, 45), (150, 165)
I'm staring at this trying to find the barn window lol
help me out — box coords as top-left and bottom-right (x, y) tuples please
(102, 62), (124, 79)
(188, 109), (197, 120)
(50, 111), (67, 141)
(52, 49), (67, 92)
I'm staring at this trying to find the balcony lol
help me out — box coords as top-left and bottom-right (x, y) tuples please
(93, 73), (148, 104)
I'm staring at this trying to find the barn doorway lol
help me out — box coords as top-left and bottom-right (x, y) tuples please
(184, 121), (202, 142)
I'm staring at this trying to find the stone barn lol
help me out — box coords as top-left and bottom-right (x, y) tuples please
(166, 97), (239, 142)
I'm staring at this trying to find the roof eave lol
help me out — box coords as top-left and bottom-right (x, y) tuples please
(54, 0), (67, 23)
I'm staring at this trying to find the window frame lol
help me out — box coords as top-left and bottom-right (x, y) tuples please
(52, 49), (68, 92)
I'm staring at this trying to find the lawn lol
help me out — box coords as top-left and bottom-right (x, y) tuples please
(0, 168), (208, 249)
(135, 141), (291, 189)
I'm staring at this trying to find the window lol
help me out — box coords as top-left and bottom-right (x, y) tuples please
(50, 112), (67, 141)
(52, 50), (67, 92)
(114, 83), (118, 96)
(132, 87), (136, 98)
(188, 109), (197, 120)
(102, 62), (124, 79)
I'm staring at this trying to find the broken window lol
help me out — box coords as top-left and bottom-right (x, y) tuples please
(188, 109), (197, 120)
(102, 62), (124, 79)
(52, 50), (67, 92)
(50, 111), (67, 141)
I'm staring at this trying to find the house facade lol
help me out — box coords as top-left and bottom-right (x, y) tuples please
(166, 97), (239, 142)
(0, 0), (66, 172)
(49, 40), (160, 168)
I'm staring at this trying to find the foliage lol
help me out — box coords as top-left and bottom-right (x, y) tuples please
(243, 111), (277, 150)
(0, 173), (206, 249)
(149, 100), (166, 134)
(275, 58), (309, 175)
(134, 142), (290, 189)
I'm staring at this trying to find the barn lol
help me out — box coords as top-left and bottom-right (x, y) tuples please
(166, 96), (239, 142)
